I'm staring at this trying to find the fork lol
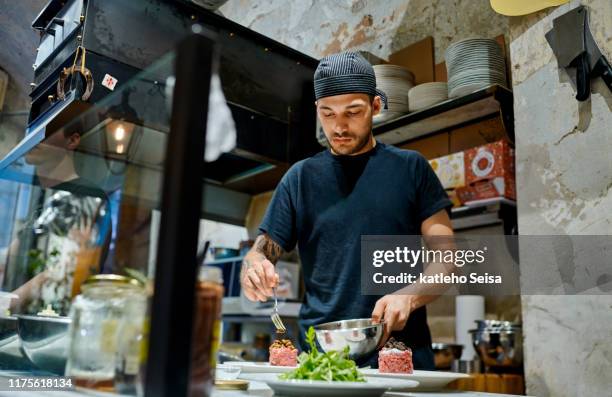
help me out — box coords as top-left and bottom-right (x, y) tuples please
(271, 287), (286, 333)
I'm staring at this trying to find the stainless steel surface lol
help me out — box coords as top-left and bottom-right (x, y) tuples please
(451, 358), (483, 374)
(469, 322), (523, 368)
(432, 343), (464, 369)
(211, 247), (241, 259)
(270, 288), (286, 333)
(473, 320), (521, 331)
(218, 351), (246, 364)
(548, 6), (586, 67)
(0, 317), (17, 348)
(0, 316), (34, 370)
(451, 212), (501, 230)
(16, 315), (71, 375)
(313, 318), (383, 361)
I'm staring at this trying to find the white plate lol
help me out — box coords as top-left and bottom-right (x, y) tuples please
(360, 369), (469, 391)
(449, 82), (507, 97)
(239, 372), (419, 397)
(221, 361), (295, 374)
(448, 62), (506, 74)
(409, 97), (447, 112)
(373, 111), (407, 124)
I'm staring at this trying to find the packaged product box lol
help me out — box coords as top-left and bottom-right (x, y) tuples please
(429, 151), (465, 190)
(455, 139), (516, 204)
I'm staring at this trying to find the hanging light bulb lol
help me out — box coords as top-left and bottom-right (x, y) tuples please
(114, 124), (126, 141)
(101, 88), (142, 167)
(104, 118), (137, 157)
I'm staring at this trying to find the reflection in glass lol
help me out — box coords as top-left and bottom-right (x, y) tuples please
(102, 89), (142, 163)
(7, 123), (111, 316)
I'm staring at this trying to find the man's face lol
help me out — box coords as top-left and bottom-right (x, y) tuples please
(316, 93), (382, 156)
(26, 130), (80, 166)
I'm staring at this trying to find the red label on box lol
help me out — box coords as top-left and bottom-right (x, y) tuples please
(456, 140), (515, 204)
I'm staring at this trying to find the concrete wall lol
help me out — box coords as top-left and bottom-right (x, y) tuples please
(0, 77), (28, 158)
(509, 1), (612, 396)
(219, 0), (508, 62)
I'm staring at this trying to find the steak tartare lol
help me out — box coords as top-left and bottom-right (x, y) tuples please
(378, 337), (413, 373)
(269, 339), (298, 367)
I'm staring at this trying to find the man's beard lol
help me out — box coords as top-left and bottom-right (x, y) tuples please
(326, 123), (373, 156)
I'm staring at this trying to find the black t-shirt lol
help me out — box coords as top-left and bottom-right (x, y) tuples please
(259, 142), (452, 350)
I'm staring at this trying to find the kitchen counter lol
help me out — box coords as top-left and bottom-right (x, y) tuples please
(210, 381), (531, 397)
(0, 375), (531, 397)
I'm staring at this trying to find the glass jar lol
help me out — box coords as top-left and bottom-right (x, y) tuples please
(65, 274), (146, 392)
(190, 266), (224, 397)
(114, 289), (147, 395)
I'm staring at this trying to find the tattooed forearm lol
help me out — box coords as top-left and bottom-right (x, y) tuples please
(253, 234), (283, 264)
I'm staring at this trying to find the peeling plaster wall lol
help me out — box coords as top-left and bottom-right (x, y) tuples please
(219, 0), (509, 61)
(509, 1), (612, 396)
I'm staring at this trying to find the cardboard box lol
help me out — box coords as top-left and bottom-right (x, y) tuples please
(446, 189), (462, 208)
(456, 140), (515, 203)
(429, 151), (465, 189)
(402, 132), (449, 160)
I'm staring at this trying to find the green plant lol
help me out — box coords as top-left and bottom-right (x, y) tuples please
(279, 326), (365, 382)
(26, 248), (59, 277)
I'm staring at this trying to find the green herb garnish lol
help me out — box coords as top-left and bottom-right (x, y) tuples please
(279, 326), (365, 382)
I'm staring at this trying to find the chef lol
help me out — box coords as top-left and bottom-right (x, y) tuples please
(240, 52), (454, 369)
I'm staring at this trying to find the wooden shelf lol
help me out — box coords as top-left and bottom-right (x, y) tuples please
(373, 84), (514, 146)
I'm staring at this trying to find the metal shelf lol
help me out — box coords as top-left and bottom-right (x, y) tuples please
(207, 256), (244, 265)
(451, 197), (516, 215)
(450, 197), (517, 233)
(222, 297), (301, 318)
(373, 84), (514, 146)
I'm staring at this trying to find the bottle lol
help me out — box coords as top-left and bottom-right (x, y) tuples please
(190, 266), (224, 397)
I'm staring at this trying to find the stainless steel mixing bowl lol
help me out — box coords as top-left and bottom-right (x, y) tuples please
(0, 316), (17, 348)
(16, 314), (71, 375)
(431, 342), (464, 369)
(313, 318), (383, 361)
(0, 316), (36, 370)
(469, 321), (523, 368)
(473, 320), (519, 331)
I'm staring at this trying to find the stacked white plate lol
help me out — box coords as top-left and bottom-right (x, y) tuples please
(373, 64), (414, 124)
(408, 82), (448, 112)
(445, 38), (507, 98)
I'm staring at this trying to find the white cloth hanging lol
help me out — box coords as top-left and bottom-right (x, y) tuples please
(165, 73), (236, 162)
(204, 73), (236, 162)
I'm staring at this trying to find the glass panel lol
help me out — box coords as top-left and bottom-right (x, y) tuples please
(0, 112), (28, 291)
(0, 49), (178, 389)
